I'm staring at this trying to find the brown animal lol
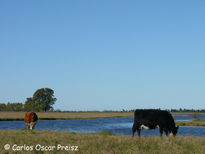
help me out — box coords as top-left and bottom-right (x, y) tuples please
(24, 112), (38, 130)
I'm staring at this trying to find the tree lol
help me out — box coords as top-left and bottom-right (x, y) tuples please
(0, 103), (7, 111)
(12, 103), (24, 111)
(32, 88), (57, 112)
(24, 97), (44, 112)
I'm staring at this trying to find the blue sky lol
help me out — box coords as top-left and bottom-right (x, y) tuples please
(0, 0), (205, 111)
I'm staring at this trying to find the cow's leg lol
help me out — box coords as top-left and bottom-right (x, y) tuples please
(26, 123), (30, 129)
(165, 130), (168, 136)
(159, 128), (163, 137)
(31, 124), (36, 130)
(132, 123), (137, 137)
(137, 129), (141, 137)
(30, 122), (36, 130)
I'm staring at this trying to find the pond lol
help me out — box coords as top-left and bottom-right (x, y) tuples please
(0, 115), (205, 137)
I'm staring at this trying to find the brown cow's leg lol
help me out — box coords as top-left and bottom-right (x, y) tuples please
(27, 123), (29, 129)
(26, 123), (30, 129)
(30, 122), (37, 130)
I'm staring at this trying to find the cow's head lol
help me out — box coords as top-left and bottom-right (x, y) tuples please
(170, 126), (179, 136)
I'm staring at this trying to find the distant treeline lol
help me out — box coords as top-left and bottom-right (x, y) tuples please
(0, 102), (48, 112)
(168, 108), (205, 113)
(0, 103), (24, 111)
(128, 108), (205, 113)
(61, 109), (205, 113)
(0, 103), (205, 113)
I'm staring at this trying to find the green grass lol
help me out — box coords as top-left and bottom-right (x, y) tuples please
(193, 119), (205, 122)
(0, 130), (205, 154)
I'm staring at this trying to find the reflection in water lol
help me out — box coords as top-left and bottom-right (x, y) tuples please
(0, 115), (205, 137)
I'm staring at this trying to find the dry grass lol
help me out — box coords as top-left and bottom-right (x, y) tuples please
(0, 112), (133, 121)
(1, 111), (204, 120)
(0, 130), (205, 154)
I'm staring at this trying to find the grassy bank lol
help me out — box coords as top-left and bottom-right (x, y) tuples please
(176, 119), (205, 126)
(0, 130), (205, 154)
(0, 112), (134, 121)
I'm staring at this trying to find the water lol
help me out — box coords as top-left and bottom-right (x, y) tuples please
(0, 115), (205, 137)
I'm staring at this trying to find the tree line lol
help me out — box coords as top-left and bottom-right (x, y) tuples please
(0, 88), (57, 112)
(1, 105), (204, 113)
(0, 88), (204, 113)
(128, 108), (205, 113)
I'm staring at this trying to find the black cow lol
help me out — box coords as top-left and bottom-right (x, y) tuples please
(132, 109), (179, 137)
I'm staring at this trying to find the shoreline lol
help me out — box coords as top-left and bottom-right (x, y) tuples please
(0, 112), (205, 126)
(0, 116), (131, 121)
(0, 111), (133, 121)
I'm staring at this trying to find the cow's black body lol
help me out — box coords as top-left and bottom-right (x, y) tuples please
(132, 109), (179, 137)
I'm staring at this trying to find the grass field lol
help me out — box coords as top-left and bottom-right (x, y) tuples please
(0, 130), (205, 154)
